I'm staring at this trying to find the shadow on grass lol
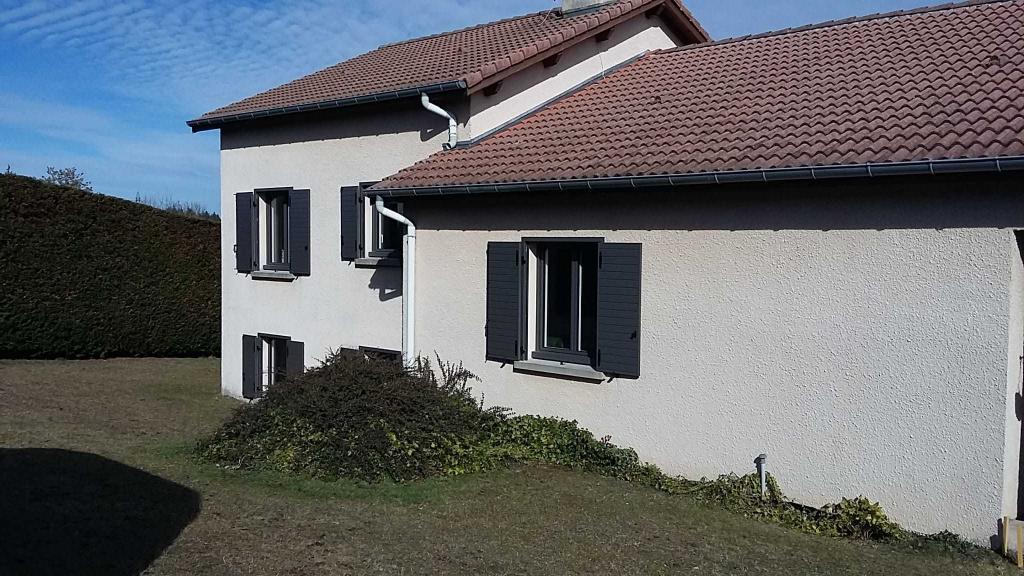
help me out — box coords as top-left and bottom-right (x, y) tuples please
(0, 448), (200, 576)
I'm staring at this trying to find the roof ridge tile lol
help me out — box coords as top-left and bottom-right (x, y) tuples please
(373, 7), (558, 51)
(654, 0), (1017, 56)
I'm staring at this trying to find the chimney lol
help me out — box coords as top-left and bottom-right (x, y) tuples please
(561, 0), (615, 14)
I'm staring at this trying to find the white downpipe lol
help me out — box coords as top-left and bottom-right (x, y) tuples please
(421, 93), (458, 149)
(375, 197), (416, 366)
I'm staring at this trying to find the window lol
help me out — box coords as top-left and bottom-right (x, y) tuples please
(340, 184), (405, 264)
(241, 334), (305, 399)
(368, 198), (405, 259)
(234, 188), (310, 276)
(260, 189), (289, 270)
(359, 346), (402, 363)
(260, 335), (289, 394)
(485, 239), (643, 379)
(533, 242), (598, 366)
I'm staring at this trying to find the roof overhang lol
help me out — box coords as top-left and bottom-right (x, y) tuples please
(187, 0), (708, 133)
(370, 156), (1024, 198)
(186, 80), (467, 133)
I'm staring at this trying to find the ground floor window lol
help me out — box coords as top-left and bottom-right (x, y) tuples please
(532, 241), (598, 366)
(241, 334), (304, 399)
(485, 238), (642, 379)
(260, 335), (289, 394)
(359, 346), (402, 363)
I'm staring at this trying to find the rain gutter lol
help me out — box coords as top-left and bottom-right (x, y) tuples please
(187, 80), (467, 132)
(371, 156), (1024, 198)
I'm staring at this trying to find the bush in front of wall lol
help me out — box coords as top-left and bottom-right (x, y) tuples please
(197, 351), (508, 482)
(479, 415), (664, 484)
(0, 174), (219, 358)
(197, 351), (992, 556)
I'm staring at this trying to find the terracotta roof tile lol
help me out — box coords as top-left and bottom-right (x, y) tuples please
(375, 0), (1024, 190)
(190, 0), (707, 126)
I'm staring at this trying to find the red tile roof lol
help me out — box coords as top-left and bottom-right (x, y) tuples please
(374, 0), (1024, 191)
(188, 0), (707, 129)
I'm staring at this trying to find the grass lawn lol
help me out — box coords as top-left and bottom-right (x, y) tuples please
(0, 358), (1016, 575)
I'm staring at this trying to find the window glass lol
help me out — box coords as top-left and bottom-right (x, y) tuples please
(269, 194), (287, 264)
(379, 209), (403, 251)
(261, 336), (289, 394)
(544, 246), (574, 349)
(258, 189), (289, 269)
(371, 200), (405, 256)
(533, 241), (599, 366)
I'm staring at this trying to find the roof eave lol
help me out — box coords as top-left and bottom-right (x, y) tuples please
(370, 156), (1024, 197)
(186, 80), (467, 132)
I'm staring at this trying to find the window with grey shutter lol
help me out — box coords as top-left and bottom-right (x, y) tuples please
(486, 242), (522, 363)
(340, 186), (362, 260)
(286, 340), (305, 377)
(596, 243), (642, 379)
(241, 334), (259, 399)
(235, 192), (255, 273)
(288, 189), (311, 276)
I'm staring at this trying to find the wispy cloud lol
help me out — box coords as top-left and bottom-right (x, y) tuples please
(0, 91), (216, 203)
(0, 0), (554, 116)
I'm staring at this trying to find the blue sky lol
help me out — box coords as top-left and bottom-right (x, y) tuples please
(1, 0), (930, 212)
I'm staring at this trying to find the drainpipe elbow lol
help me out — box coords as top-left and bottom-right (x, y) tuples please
(421, 93), (458, 150)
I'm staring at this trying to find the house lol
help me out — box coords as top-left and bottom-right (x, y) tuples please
(189, 0), (1024, 542)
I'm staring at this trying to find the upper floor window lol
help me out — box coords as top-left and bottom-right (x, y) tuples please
(340, 183), (405, 265)
(260, 189), (290, 270)
(234, 188), (310, 277)
(369, 199), (405, 259)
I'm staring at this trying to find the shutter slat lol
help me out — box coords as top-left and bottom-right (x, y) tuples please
(486, 242), (521, 363)
(597, 243), (642, 379)
(235, 192), (254, 273)
(241, 334), (258, 399)
(288, 189), (311, 276)
(340, 186), (361, 260)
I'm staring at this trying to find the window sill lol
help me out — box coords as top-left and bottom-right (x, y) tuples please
(513, 359), (606, 382)
(251, 270), (296, 282)
(355, 257), (401, 268)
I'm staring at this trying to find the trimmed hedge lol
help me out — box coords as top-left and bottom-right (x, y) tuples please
(0, 174), (219, 358)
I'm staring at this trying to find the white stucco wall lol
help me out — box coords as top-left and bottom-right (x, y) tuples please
(409, 184), (1024, 541)
(218, 105), (453, 398)
(217, 12), (684, 399)
(466, 16), (678, 139)
(1003, 234), (1024, 521)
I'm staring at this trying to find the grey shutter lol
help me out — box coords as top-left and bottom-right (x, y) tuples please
(241, 334), (259, 399)
(485, 242), (522, 363)
(288, 189), (311, 276)
(596, 243), (642, 379)
(286, 340), (304, 377)
(340, 186), (362, 260)
(235, 192), (255, 273)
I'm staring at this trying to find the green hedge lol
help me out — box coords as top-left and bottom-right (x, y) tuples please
(0, 174), (219, 358)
